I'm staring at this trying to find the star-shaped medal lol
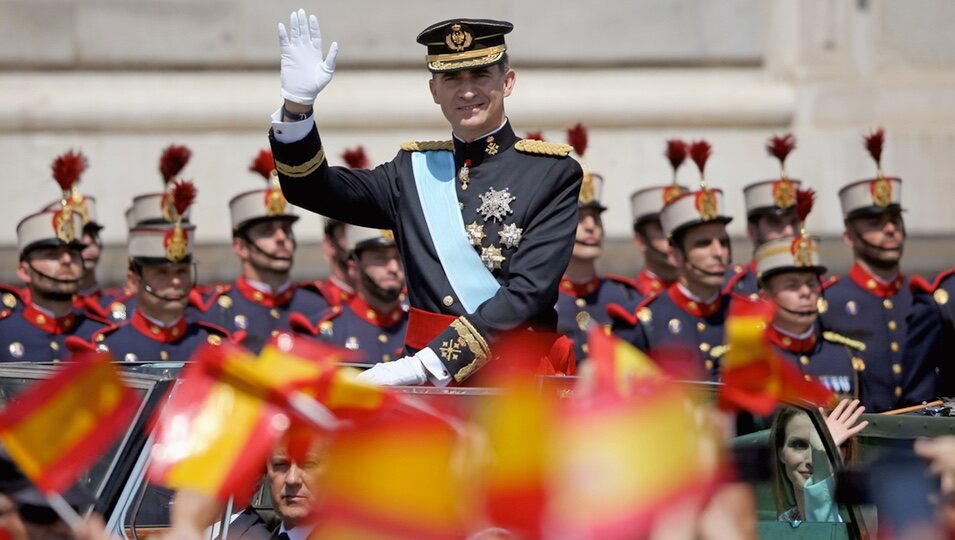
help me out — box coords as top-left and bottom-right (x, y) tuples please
(478, 187), (516, 224)
(480, 245), (506, 270)
(498, 223), (523, 249)
(466, 221), (486, 246)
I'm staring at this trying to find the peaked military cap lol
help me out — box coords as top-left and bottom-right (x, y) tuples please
(128, 224), (196, 265)
(345, 225), (395, 255)
(416, 19), (513, 73)
(17, 209), (86, 255)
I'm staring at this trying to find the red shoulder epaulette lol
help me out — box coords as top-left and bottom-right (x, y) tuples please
(930, 266), (955, 291)
(298, 280), (331, 302)
(604, 274), (639, 291)
(637, 289), (663, 310)
(288, 306), (342, 336)
(910, 274), (934, 294)
(65, 336), (96, 353)
(76, 295), (109, 319)
(728, 292), (762, 307)
(85, 311), (118, 329)
(196, 320), (230, 336)
(606, 302), (637, 326)
(722, 267), (750, 296)
(820, 275), (839, 291)
(188, 284), (232, 313)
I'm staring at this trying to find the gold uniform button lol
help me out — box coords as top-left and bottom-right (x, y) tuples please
(687, 301), (698, 311)
(582, 343), (589, 354)
(892, 363), (902, 375)
(890, 342), (900, 353)
(366, 310), (377, 320)
(817, 298), (828, 314)
(935, 289), (949, 305)
(704, 360), (714, 371)
(575, 298), (586, 308)
(218, 296), (233, 309)
(800, 355), (809, 366)
(442, 295), (454, 307)
(887, 320), (897, 331)
(207, 335), (222, 345)
(781, 337), (792, 347)
(96, 334), (105, 342)
(35, 314), (46, 325)
(894, 386), (902, 397)
(804, 374), (812, 382)
(883, 298), (893, 310)
(852, 357), (866, 371)
(253, 292), (264, 301)
(637, 307), (652, 323)
(270, 309), (280, 319)
(382, 354), (391, 362)
(378, 334), (387, 344)
(699, 342), (711, 353)
(150, 326), (160, 335)
(160, 351), (169, 361)
(866, 279), (876, 290)
(1, 293), (16, 309)
(171, 327), (180, 337)
(50, 341), (59, 351)
(696, 322), (705, 332)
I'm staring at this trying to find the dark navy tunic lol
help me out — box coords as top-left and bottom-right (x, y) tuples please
(767, 323), (863, 401)
(102, 310), (229, 363)
(0, 303), (114, 362)
(292, 295), (408, 365)
(555, 275), (642, 363)
(901, 268), (955, 404)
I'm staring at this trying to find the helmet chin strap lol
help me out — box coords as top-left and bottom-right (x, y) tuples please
(777, 304), (819, 317)
(243, 233), (294, 262)
(137, 264), (197, 303)
(686, 260), (728, 278)
(857, 235), (902, 253)
(27, 263), (81, 286)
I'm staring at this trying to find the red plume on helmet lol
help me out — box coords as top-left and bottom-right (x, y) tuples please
(160, 144), (192, 185)
(864, 128), (885, 170)
(341, 146), (370, 169)
(170, 180), (197, 218)
(766, 134), (796, 174)
(51, 150), (89, 193)
(665, 140), (687, 173)
(567, 123), (588, 157)
(795, 188), (815, 224)
(524, 131), (544, 141)
(688, 140), (712, 186)
(249, 149), (275, 180)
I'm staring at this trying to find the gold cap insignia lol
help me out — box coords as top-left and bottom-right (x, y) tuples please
(161, 192), (181, 223)
(695, 190), (718, 221)
(773, 179), (795, 209)
(164, 226), (189, 262)
(445, 23), (473, 52)
(380, 229), (395, 242)
(69, 188), (91, 225)
(664, 184), (684, 204)
(790, 236), (813, 267)
(870, 178), (892, 207)
(579, 173), (595, 204)
(264, 183), (288, 217)
(52, 207), (76, 244)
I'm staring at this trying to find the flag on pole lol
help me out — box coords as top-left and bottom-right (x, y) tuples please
(585, 327), (662, 397)
(0, 352), (140, 494)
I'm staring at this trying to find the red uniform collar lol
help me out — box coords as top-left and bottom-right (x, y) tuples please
(22, 304), (77, 334)
(235, 276), (295, 308)
(131, 310), (188, 344)
(667, 284), (723, 318)
(558, 276), (600, 298)
(636, 269), (669, 296)
(321, 277), (353, 306)
(847, 263), (904, 298)
(767, 325), (817, 354)
(347, 295), (404, 328)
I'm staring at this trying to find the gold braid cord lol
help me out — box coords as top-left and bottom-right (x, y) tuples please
(823, 331), (866, 352)
(401, 140), (454, 152)
(274, 148), (326, 178)
(514, 140), (573, 157)
(449, 316), (491, 383)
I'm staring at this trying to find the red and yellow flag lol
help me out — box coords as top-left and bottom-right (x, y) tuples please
(0, 352), (140, 494)
(719, 299), (833, 415)
(586, 327), (662, 397)
(147, 343), (288, 503)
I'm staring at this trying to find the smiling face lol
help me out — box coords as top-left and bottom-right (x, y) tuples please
(572, 208), (604, 260)
(429, 65), (516, 142)
(779, 411), (814, 495)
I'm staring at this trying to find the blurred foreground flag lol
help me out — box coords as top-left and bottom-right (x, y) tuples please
(312, 411), (472, 539)
(0, 352), (140, 494)
(148, 343), (289, 503)
(719, 299), (833, 415)
(546, 380), (718, 539)
(586, 327), (662, 396)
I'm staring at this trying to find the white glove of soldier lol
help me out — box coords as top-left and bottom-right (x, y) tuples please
(278, 9), (339, 105)
(357, 348), (452, 386)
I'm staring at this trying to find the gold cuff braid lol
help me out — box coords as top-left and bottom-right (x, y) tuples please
(449, 316), (490, 383)
(274, 148), (326, 178)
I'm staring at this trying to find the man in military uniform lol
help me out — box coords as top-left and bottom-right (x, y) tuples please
(555, 137), (641, 363)
(269, 12), (581, 385)
(819, 129), (914, 412)
(629, 140), (690, 297)
(754, 189), (862, 399)
(0, 208), (114, 361)
(292, 226), (407, 364)
(725, 134), (802, 300)
(104, 186), (229, 362)
(900, 269), (955, 405)
(318, 218), (354, 307)
(190, 149), (328, 352)
(611, 141), (734, 379)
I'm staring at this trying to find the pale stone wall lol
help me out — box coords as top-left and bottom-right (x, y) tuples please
(1, 0), (954, 283)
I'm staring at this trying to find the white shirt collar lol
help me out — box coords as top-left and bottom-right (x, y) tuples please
(278, 523), (315, 540)
(452, 117), (508, 144)
(246, 278), (292, 295)
(772, 324), (815, 340)
(677, 282), (719, 305)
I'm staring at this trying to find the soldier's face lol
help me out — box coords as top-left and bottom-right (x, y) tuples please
(267, 445), (322, 529)
(573, 208), (604, 260)
(749, 211), (799, 246)
(135, 263), (193, 312)
(80, 229), (102, 274)
(18, 246), (83, 295)
(352, 246), (404, 302)
(844, 210), (905, 267)
(429, 65), (515, 142)
(762, 271), (821, 330)
(635, 220), (673, 268)
(238, 220), (296, 272)
(674, 223), (730, 289)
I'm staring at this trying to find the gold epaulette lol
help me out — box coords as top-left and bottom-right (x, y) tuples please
(823, 331), (866, 352)
(514, 139), (573, 157)
(401, 140), (454, 152)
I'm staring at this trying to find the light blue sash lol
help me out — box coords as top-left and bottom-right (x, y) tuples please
(411, 151), (500, 313)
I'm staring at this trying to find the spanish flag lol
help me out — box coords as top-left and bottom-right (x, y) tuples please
(0, 352), (140, 494)
(147, 343), (288, 503)
(586, 326), (662, 397)
(719, 299), (833, 415)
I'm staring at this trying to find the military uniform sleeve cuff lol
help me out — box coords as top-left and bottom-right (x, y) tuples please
(270, 107), (315, 144)
(415, 347), (452, 387)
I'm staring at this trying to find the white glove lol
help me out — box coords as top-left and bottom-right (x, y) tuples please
(277, 9), (339, 105)
(357, 354), (428, 386)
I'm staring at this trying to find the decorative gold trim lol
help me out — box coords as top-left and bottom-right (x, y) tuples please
(428, 51), (506, 72)
(514, 139), (573, 157)
(823, 331), (866, 352)
(449, 316), (490, 382)
(427, 44), (506, 64)
(274, 148), (326, 178)
(401, 140), (454, 152)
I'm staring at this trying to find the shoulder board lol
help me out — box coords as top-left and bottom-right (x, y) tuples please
(0, 284), (22, 310)
(637, 290), (663, 310)
(728, 292), (760, 306)
(401, 140), (454, 152)
(90, 322), (119, 343)
(910, 274), (934, 294)
(606, 302), (637, 326)
(721, 267), (749, 295)
(514, 139), (573, 157)
(84, 311), (117, 328)
(64, 336), (96, 354)
(189, 285), (231, 313)
(605, 274), (639, 291)
(196, 320), (230, 337)
(820, 275), (839, 291)
(319, 304), (344, 322)
(822, 331), (866, 352)
(297, 280), (331, 302)
(931, 266), (955, 291)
